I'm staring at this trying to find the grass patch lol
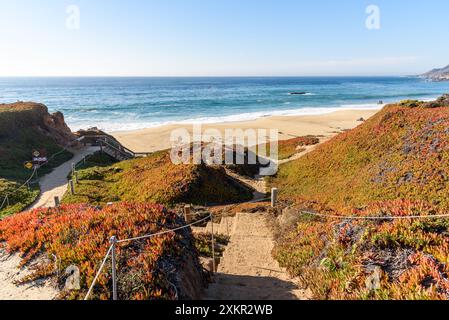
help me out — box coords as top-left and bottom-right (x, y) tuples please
(0, 133), (72, 218)
(194, 233), (230, 258)
(63, 150), (252, 207)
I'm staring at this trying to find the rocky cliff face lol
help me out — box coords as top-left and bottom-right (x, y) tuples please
(421, 65), (449, 81)
(0, 102), (76, 146)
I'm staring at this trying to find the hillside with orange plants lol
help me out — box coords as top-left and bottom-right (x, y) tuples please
(269, 95), (449, 299)
(63, 150), (253, 207)
(0, 203), (205, 300)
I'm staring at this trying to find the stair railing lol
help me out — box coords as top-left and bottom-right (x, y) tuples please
(79, 135), (153, 159)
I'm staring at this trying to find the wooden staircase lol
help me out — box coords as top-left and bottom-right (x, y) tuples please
(78, 135), (152, 162)
(101, 142), (134, 161)
(202, 213), (308, 300)
(192, 216), (236, 236)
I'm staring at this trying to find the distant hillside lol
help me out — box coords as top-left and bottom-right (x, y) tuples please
(270, 95), (449, 299)
(271, 94), (449, 213)
(421, 65), (449, 81)
(0, 102), (74, 217)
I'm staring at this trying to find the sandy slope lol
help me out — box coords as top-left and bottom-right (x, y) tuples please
(0, 249), (58, 300)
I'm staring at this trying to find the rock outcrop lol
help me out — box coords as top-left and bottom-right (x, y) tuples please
(0, 102), (76, 146)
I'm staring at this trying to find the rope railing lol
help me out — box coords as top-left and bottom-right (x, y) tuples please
(117, 214), (212, 244)
(268, 187), (449, 221)
(0, 167), (38, 212)
(0, 195), (9, 211)
(84, 213), (214, 301)
(299, 209), (449, 221)
(84, 244), (114, 301)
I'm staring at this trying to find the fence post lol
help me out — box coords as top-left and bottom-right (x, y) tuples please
(75, 171), (79, 184)
(271, 188), (278, 208)
(211, 213), (216, 273)
(54, 196), (60, 207)
(68, 180), (75, 195)
(184, 205), (192, 223)
(110, 236), (118, 301)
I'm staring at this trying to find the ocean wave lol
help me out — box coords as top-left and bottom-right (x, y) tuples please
(68, 103), (384, 132)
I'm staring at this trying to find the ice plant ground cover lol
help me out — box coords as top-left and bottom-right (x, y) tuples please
(269, 96), (449, 299)
(0, 203), (202, 300)
(63, 150), (253, 207)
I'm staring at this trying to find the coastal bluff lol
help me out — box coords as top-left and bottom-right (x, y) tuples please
(0, 102), (75, 146)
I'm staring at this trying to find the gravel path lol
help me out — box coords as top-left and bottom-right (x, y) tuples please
(31, 146), (99, 209)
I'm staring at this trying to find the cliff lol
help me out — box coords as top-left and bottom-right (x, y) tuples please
(0, 102), (75, 146)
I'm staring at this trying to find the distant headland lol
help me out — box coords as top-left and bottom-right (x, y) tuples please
(420, 65), (449, 81)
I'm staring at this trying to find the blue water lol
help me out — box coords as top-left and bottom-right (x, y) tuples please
(0, 77), (449, 132)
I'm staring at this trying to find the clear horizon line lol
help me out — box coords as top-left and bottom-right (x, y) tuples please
(0, 74), (416, 78)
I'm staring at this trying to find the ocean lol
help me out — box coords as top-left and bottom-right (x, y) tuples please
(1, 77), (449, 132)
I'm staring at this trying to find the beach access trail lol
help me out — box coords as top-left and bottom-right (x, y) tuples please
(202, 144), (323, 300)
(202, 211), (311, 300)
(31, 146), (99, 209)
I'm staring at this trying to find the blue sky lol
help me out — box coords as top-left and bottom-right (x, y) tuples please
(0, 0), (448, 76)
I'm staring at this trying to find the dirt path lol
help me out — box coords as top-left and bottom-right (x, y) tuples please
(225, 169), (267, 201)
(278, 136), (332, 165)
(31, 146), (99, 209)
(203, 212), (310, 300)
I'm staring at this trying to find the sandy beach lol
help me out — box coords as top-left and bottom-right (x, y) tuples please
(111, 109), (380, 153)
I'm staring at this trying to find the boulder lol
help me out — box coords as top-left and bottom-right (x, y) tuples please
(365, 266), (382, 292)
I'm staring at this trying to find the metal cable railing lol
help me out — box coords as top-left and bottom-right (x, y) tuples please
(84, 213), (214, 301)
(298, 209), (449, 220)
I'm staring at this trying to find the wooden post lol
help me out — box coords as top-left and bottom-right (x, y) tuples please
(54, 196), (60, 207)
(110, 236), (118, 301)
(271, 188), (278, 208)
(211, 213), (216, 273)
(69, 180), (75, 195)
(184, 205), (192, 223)
(74, 171), (79, 184)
